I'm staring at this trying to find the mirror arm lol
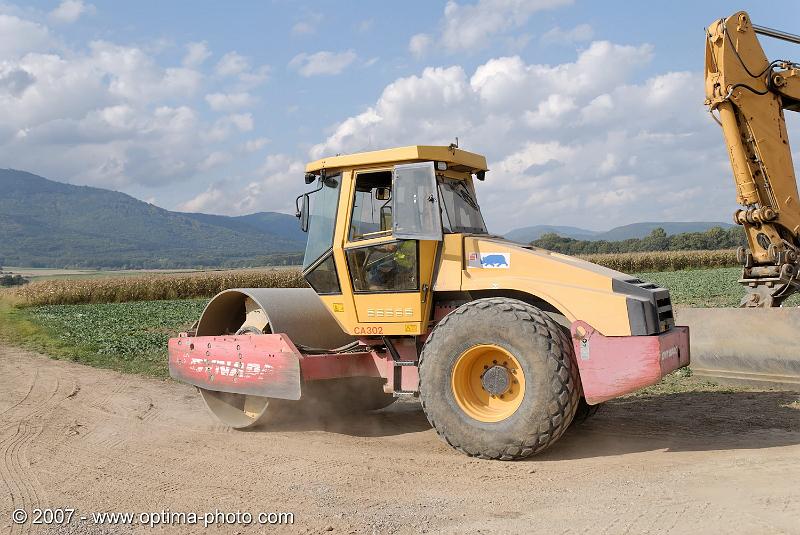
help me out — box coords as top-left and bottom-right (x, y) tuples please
(295, 178), (324, 231)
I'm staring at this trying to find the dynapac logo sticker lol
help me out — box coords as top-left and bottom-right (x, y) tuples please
(468, 252), (510, 269)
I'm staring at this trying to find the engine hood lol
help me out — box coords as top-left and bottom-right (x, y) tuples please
(452, 235), (674, 336)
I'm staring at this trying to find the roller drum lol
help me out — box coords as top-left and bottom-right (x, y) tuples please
(195, 288), (354, 349)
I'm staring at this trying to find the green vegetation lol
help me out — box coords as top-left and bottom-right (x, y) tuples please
(0, 265), (793, 379)
(635, 266), (800, 307)
(0, 298), (205, 377)
(0, 273), (27, 287)
(535, 226), (745, 255)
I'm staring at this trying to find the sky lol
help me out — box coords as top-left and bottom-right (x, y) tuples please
(2, 0), (800, 234)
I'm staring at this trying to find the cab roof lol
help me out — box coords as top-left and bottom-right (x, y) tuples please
(305, 145), (488, 174)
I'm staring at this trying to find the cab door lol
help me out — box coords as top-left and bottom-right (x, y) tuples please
(343, 162), (442, 335)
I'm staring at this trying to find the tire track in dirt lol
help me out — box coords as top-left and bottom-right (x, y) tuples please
(2, 344), (800, 535)
(0, 366), (77, 535)
(2, 422), (44, 535)
(0, 372), (38, 418)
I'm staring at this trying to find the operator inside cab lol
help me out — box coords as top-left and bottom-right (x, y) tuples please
(349, 171), (416, 291)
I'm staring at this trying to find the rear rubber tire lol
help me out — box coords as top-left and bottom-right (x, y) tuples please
(571, 397), (600, 425)
(419, 297), (580, 460)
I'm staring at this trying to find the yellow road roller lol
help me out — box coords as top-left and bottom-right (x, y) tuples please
(168, 145), (689, 460)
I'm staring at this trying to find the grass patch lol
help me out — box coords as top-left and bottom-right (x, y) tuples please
(635, 266), (800, 307)
(1, 264), (792, 381)
(0, 297), (205, 377)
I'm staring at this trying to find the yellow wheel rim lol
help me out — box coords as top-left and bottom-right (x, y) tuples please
(451, 344), (525, 423)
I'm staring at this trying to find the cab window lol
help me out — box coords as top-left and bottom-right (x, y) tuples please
(438, 177), (487, 234)
(304, 253), (341, 294)
(349, 170), (393, 241)
(346, 240), (418, 292)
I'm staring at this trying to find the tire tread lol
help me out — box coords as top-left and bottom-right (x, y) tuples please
(419, 297), (580, 460)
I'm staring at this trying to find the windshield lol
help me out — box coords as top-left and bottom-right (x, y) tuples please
(438, 178), (487, 234)
(302, 173), (342, 270)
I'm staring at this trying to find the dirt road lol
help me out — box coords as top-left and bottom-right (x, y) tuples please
(1, 344), (799, 534)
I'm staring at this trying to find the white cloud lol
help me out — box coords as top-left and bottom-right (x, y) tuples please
(204, 113), (254, 142)
(241, 137), (270, 152)
(0, 65), (36, 97)
(541, 23), (594, 45)
(205, 92), (256, 111)
(289, 50), (357, 76)
(0, 14), (52, 58)
(310, 65), (474, 159)
(237, 65), (270, 89)
(228, 113), (253, 131)
(0, 11), (261, 193)
(177, 185), (224, 213)
(291, 12), (323, 36)
(49, 0), (94, 24)
(88, 41), (202, 103)
(183, 41), (211, 67)
(409, 33), (432, 59)
(214, 51), (269, 88)
(0, 6), (761, 232)
(241, 155), (306, 212)
(523, 94), (576, 127)
(470, 42), (653, 114)
(178, 154), (304, 215)
(198, 151), (231, 171)
(407, 1), (575, 57)
(306, 40), (732, 232)
(440, 0), (573, 53)
(215, 51), (249, 76)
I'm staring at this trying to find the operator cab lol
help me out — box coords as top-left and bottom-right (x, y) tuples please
(296, 145), (489, 335)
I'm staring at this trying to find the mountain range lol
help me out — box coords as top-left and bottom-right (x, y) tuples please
(503, 221), (735, 244)
(1, 168), (735, 269)
(0, 169), (305, 269)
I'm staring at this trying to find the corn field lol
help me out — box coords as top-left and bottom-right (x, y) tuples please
(7, 250), (739, 306)
(11, 268), (307, 306)
(580, 249), (738, 272)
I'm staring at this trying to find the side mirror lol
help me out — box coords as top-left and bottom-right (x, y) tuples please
(299, 194), (310, 232)
(375, 187), (391, 201)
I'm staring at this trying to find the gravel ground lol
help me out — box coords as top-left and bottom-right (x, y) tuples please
(1, 345), (799, 534)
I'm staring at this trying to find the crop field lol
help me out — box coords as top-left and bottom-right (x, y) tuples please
(6, 250), (738, 307)
(9, 267), (306, 306)
(2, 266), (204, 281)
(638, 266), (800, 307)
(0, 264), (780, 379)
(579, 249), (737, 272)
(0, 299), (206, 376)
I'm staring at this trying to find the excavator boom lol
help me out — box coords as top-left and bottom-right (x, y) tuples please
(705, 11), (800, 306)
(680, 12), (800, 390)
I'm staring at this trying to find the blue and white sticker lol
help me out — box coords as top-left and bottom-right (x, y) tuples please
(468, 252), (510, 269)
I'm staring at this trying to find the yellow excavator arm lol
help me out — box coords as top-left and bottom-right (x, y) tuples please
(705, 11), (800, 306)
